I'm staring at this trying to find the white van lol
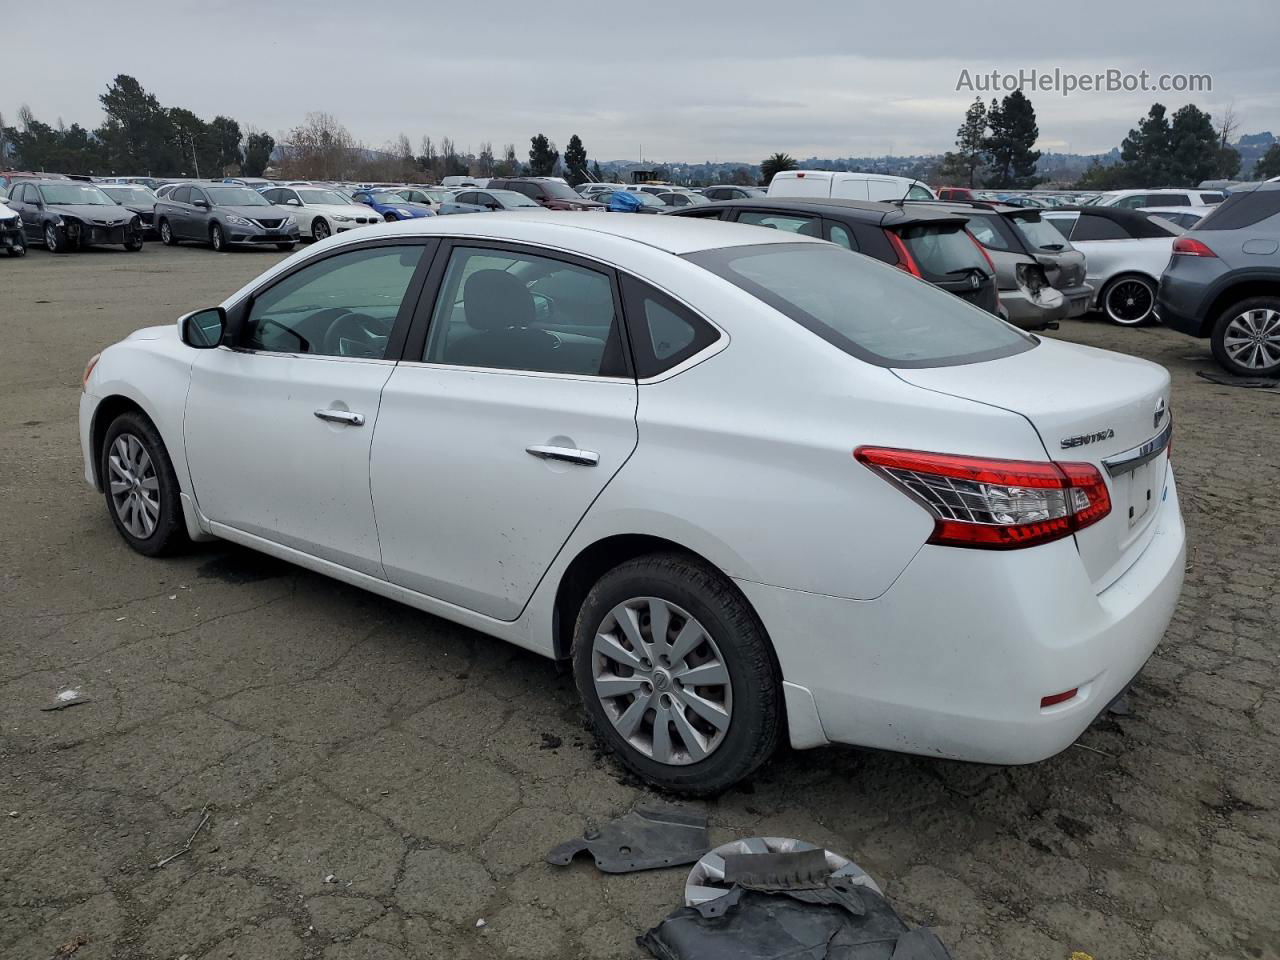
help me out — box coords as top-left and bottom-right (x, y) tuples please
(767, 171), (935, 202)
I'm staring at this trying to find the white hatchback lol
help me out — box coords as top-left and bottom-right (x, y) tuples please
(79, 213), (1185, 794)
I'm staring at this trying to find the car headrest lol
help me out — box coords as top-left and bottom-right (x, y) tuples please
(463, 269), (535, 332)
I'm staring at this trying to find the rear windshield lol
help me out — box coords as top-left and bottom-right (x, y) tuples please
(897, 224), (986, 282)
(1014, 216), (1072, 251)
(1197, 189), (1280, 231)
(686, 242), (1034, 368)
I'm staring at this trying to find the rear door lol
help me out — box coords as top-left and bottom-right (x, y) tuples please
(370, 240), (639, 620)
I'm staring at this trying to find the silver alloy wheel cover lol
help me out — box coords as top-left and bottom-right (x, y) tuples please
(591, 596), (733, 766)
(1223, 308), (1280, 370)
(160, 221), (171, 243)
(314, 219), (329, 239)
(108, 433), (161, 539)
(684, 837), (882, 907)
(45, 224), (56, 250)
(211, 225), (223, 250)
(1106, 278), (1154, 324)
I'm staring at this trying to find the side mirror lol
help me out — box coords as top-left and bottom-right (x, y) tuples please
(193, 199), (209, 209)
(179, 307), (226, 349)
(486, 203), (500, 210)
(287, 198), (301, 206)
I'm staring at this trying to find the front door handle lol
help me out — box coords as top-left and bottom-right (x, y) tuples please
(526, 445), (599, 466)
(314, 409), (365, 426)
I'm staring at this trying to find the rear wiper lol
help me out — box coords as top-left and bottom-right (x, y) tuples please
(945, 268), (983, 276)
(1039, 243), (1065, 251)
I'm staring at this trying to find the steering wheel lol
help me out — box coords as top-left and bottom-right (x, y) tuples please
(322, 311), (389, 358)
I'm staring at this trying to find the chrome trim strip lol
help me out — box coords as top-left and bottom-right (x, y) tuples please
(1102, 415), (1172, 477)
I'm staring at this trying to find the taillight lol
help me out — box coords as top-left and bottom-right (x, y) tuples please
(885, 231), (922, 277)
(854, 447), (1111, 550)
(1171, 236), (1217, 257)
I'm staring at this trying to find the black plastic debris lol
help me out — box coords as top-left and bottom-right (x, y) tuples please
(1195, 370), (1278, 390)
(546, 808), (709, 874)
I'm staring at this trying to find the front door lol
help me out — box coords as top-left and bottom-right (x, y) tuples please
(184, 241), (433, 577)
(371, 241), (639, 620)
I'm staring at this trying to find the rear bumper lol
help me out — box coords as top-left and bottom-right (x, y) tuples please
(1156, 271), (1215, 337)
(1061, 283), (1094, 318)
(739, 466), (1185, 764)
(1000, 287), (1069, 329)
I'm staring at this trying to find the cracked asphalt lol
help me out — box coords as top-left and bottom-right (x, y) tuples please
(2, 243), (1278, 960)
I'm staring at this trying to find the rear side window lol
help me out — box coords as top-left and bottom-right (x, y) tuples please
(173, 186), (191, 204)
(897, 224), (986, 281)
(619, 276), (720, 378)
(1071, 215), (1130, 241)
(1197, 189), (1280, 230)
(1199, 193), (1224, 205)
(735, 211), (823, 237)
(1147, 193), (1190, 206)
(686, 242), (1033, 368)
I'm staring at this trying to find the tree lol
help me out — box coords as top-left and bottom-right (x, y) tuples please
(1255, 143), (1280, 179)
(1216, 104), (1241, 179)
(242, 130), (275, 177)
(984, 91), (1040, 188)
(477, 142), (495, 176)
(760, 152), (797, 185)
(953, 97), (988, 187)
(167, 107), (208, 177)
(563, 134), (588, 185)
(528, 134), (559, 176)
(207, 116), (243, 174)
(278, 112), (358, 180)
(591, 159), (604, 183)
(1119, 104), (1174, 187)
(1167, 104), (1222, 187)
(98, 75), (174, 173)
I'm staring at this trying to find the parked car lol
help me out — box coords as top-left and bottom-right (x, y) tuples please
(605, 191), (667, 214)
(100, 183), (160, 236)
(6, 180), (144, 252)
(79, 212), (1184, 794)
(701, 186), (767, 201)
(1139, 205), (1212, 230)
(935, 187), (976, 201)
(438, 188), (542, 215)
(350, 189), (435, 222)
(222, 177), (276, 191)
(653, 191), (711, 208)
(1158, 183), (1280, 376)
(1094, 188), (1225, 208)
(668, 197), (1000, 315)
(486, 177), (605, 211)
(98, 176), (162, 191)
(909, 201), (1092, 329)
(0, 201), (25, 256)
(767, 171), (935, 202)
(386, 186), (452, 211)
(260, 185), (382, 240)
(578, 183), (628, 200)
(1040, 207), (1182, 325)
(0, 170), (70, 191)
(154, 183), (299, 251)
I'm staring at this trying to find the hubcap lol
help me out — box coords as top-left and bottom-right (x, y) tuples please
(316, 221), (329, 239)
(45, 226), (56, 249)
(108, 434), (160, 539)
(591, 597), (732, 765)
(1224, 308), (1280, 370)
(1107, 279), (1153, 324)
(161, 222), (170, 242)
(212, 227), (222, 249)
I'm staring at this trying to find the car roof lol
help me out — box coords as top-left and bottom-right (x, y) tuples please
(1046, 205), (1181, 237)
(681, 197), (968, 227)
(340, 209), (822, 255)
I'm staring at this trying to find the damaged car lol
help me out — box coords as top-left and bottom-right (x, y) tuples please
(6, 180), (144, 253)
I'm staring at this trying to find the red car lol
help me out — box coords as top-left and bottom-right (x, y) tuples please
(936, 186), (976, 201)
(486, 177), (604, 211)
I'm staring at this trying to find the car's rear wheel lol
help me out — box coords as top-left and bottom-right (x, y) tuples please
(312, 218), (330, 241)
(572, 552), (782, 796)
(100, 411), (189, 556)
(159, 219), (177, 245)
(44, 223), (64, 253)
(210, 223), (226, 252)
(1211, 297), (1280, 377)
(1102, 274), (1157, 326)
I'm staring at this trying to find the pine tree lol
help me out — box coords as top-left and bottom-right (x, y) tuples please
(954, 98), (988, 187)
(984, 91), (1040, 188)
(563, 134), (588, 185)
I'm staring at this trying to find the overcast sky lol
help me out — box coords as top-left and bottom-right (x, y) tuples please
(7, 0), (1277, 163)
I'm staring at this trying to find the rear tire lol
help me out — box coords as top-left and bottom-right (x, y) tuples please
(159, 219), (178, 245)
(100, 411), (190, 557)
(572, 552), (782, 796)
(1102, 274), (1157, 326)
(210, 222), (225, 252)
(1210, 297), (1280, 377)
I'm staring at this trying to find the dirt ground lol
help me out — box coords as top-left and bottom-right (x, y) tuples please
(1, 241), (1277, 960)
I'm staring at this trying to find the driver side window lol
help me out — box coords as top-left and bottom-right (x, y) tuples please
(244, 245), (424, 359)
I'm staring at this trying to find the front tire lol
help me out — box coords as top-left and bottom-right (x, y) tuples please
(44, 223), (65, 253)
(210, 222), (226, 252)
(276, 242), (296, 252)
(311, 218), (330, 241)
(6, 244), (25, 257)
(124, 236), (143, 252)
(572, 552), (782, 796)
(159, 219), (178, 245)
(383, 212), (398, 222)
(1210, 297), (1280, 377)
(100, 411), (189, 557)
(1102, 274), (1157, 326)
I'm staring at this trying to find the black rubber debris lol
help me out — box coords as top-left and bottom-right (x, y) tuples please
(546, 808), (709, 874)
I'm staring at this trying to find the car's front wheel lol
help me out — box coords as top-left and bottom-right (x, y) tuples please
(383, 212), (398, 222)
(312, 218), (330, 241)
(159, 219), (177, 245)
(1102, 274), (1157, 326)
(44, 223), (65, 253)
(1211, 297), (1280, 377)
(276, 242), (296, 252)
(100, 411), (189, 556)
(572, 552), (782, 795)
(210, 223), (226, 252)
(124, 235), (143, 252)
(6, 244), (24, 257)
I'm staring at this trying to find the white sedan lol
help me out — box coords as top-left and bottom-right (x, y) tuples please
(79, 213), (1185, 794)
(260, 185), (384, 241)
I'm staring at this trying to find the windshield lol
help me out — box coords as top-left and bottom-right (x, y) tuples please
(101, 186), (156, 205)
(1014, 217), (1072, 251)
(537, 180), (582, 200)
(206, 186), (270, 206)
(897, 224), (987, 282)
(491, 190), (539, 208)
(298, 189), (351, 206)
(686, 242), (1033, 368)
(40, 184), (115, 205)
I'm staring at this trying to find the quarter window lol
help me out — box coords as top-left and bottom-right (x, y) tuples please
(423, 246), (625, 376)
(1071, 215), (1130, 241)
(244, 245), (424, 358)
(735, 211), (823, 237)
(620, 276), (720, 378)
(827, 223), (857, 250)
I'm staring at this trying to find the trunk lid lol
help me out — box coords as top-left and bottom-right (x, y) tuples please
(894, 338), (1172, 591)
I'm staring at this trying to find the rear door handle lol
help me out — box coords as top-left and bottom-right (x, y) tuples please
(526, 445), (599, 466)
(314, 409), (365, 426)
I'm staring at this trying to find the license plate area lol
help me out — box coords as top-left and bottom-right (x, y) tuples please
(1125, 460), (1156, 528)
